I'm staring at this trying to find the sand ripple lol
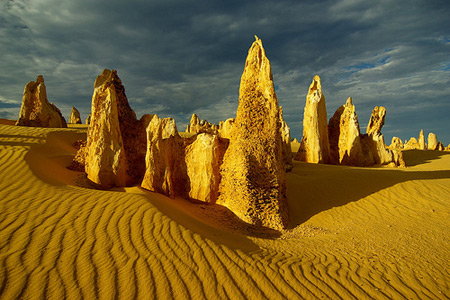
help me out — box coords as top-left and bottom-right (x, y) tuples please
(1, 124), (449, 299)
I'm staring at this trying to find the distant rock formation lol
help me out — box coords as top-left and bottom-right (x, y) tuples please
(69, 106), (82, 124)
(141, 115), (224, 203)
(279, 107), (293, 171)
(427, 133), (438, 150)
(295, 75), (330, 164)
(390, 137), (404, 150)
(15, 75), (67, 128)
(404, 137), (420, 149)
(84, 69), (151, 188)
(217, 36), (288, 230)
(218, 118), (234, 139)
(328, 97), (366, 165)
(85, 113), (91, 125)
(437, 142), (444, 151)
(360, 106), (405, 167)
(418, 129), (426, 150)
(186, 113), (218, 135)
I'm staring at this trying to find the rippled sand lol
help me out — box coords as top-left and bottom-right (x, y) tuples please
(0, 122), (449, 299)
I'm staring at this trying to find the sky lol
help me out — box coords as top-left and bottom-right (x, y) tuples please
(1, 0), (449, 144)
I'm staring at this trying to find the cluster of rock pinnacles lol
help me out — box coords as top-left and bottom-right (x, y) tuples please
(15, 36), (448, 230)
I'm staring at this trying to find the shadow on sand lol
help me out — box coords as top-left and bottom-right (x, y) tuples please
(287, 151), (450, 229)
(19, 128), (450, 241)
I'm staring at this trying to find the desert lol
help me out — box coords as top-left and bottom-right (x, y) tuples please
(0, 34), (449, 299)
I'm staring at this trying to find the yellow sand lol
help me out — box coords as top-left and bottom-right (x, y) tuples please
(0, 123), (449, 299)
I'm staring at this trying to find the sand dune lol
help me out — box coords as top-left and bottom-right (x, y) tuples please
(0, 123), (449, 299)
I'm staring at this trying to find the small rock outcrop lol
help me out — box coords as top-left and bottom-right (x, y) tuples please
(217, 36), (288, 230)
(295, 75), (331, 164)
(69, 107), (82, 124)
(404, 137), (420, 149)
(84, 69), (150, 188)
(85, 114), (91, 125)
(186, 113), (218, 135)
(360, 106), (405, 167)
(328, 97), (366, 165)
(141, 115), (224, 203)
(418, 129), (426, 150)
(141, 116), (187, 197)
(218, 118), (234, 139)
(427, 133), (438, 150)
(389, 137), (404, 150)
(16, 75), (67, 128)
(437, 142), (444, 151)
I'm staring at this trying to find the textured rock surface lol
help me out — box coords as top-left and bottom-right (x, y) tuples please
(279, 107), (293, 171)
(418, 129), (426, 150)
(69, 107), (82, 124)
(295, 75), (330, 164)
(85, 113), (91, 125)
(84, 69), (149, 188)
(427, 133), (438, 150)
(142, 115), (224, 203)
(218, 118), (234, 139)
(390, 137), (404, 150)
(186, 113), (218, 135)
(404, 137), (420, 150)
(141, 115), (186, 197)
(185, 133), (221, 203)
(217, 36), (288, 230)
(16, 75), (67, 128)
(328, 97), (366, 165)
(361, 106), (404, 167)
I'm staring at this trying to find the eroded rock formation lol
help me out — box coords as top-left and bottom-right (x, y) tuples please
(328, 97), (366, 165)
(427, 133), (438, 150)
(418, 129), (426, 150)
(360, 106), (405, 167)
(217, 36), (288, 230)
(141, 115), (224, 203)
(69, 106), (82, 124)
(16, 75), (67, 128)
(86, 113), (91, 125)
(186, 113), (218, 135)
(295, 75), (330, 164)
(218, 118), (234, 139)
(279, 107), (293, 171)
(84, 69), (150, 188)
(390, 137), (404, 150)
(404, 137), (420, 150)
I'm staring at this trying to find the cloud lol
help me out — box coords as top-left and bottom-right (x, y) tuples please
(0, 0), (449, 143)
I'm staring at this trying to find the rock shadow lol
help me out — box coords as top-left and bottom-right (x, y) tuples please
(402, 149), (450, 167)
(286, 158), (450, 229)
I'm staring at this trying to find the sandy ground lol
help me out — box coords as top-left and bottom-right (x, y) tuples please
(0, 122), (449, 299)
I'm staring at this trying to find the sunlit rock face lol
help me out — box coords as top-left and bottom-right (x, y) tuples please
(328, 97), (366, 166)
(404, 137), (420, 150)
(186, 113), (218, 135)
(16, 75), (67, 128)
(279, 107), (293, 171)
(218, 118), (234, 139)
(390, 137), (404, 150)
(69, 106), (82, 124)
(217, 36), (288, 230)
(427, 133), (438, 150)
(141, 115), (224, 203)
(295, 75), (331, 164)
(360, 106), (405, 167)
(85, 113), (91, 125)
(84, 69), (150, 188)
(418, 129), (426, 150)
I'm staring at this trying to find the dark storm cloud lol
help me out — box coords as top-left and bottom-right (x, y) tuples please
(0, 0), (449, 143)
